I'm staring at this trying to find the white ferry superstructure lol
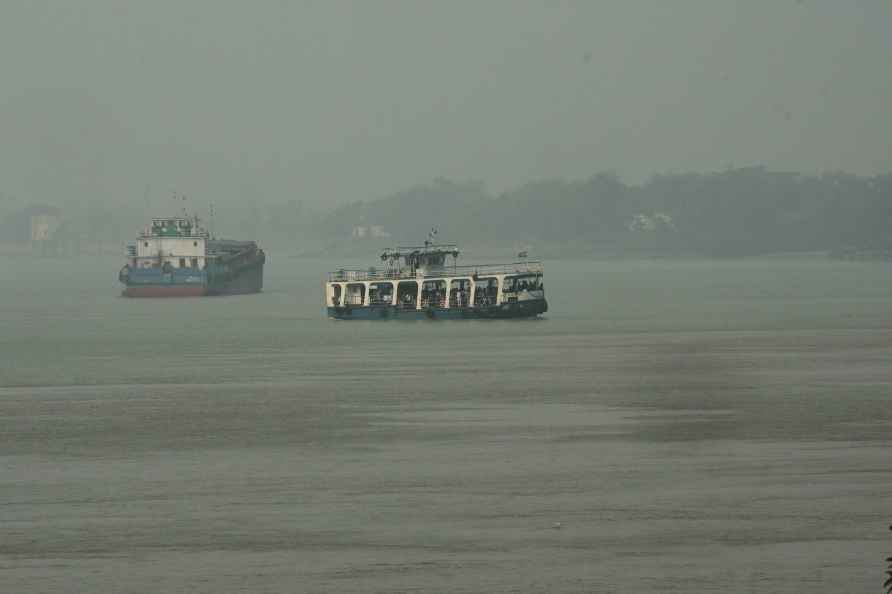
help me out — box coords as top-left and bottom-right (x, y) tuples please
(325, 239), (547, 319)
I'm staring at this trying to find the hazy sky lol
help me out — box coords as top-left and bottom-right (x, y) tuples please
(1, 0), (890, 209)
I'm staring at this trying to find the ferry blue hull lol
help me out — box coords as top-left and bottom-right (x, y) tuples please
(326, 299), (547, 320)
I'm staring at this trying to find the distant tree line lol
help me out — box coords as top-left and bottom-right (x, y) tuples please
(314, 168), (892, 257)
(4, 167), (890, 258)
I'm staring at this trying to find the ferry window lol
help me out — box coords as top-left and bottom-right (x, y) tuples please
(507, 274), (541, 292)
(144, 242), (149, 247)
(346, 283), (365, 305)
(330, 284), (342, 306)
(369, 282), (393, 305)
(474, 278), (498, 306)
(502, 277), (517, 293)
(179, 258), (186, 268)
(519, 274), (542, 291)
(191, 258), (198, 268)
(449, 279), (471, 307)
(421, 280), (446, 308)
(193, 241), (198, 247)
(396, 281), (418, 309)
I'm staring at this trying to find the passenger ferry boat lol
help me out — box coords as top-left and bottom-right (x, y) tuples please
(119, 216), (265, 297)
(325, 237), (547, 319)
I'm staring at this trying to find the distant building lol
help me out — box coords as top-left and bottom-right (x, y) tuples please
(31, 212), (62, 241)
(352, 225), (391, 240)
(0, 205), (76, 256)
(628, 212), (676, 233)
(1, 205), (60, 242)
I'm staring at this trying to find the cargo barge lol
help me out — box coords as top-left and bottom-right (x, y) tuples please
(119, 216), (265, 297)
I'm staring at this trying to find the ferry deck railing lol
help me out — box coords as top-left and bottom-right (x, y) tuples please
(327, 261), (543, 283)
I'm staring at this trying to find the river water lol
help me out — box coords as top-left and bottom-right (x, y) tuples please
(1, 254), (890, 593)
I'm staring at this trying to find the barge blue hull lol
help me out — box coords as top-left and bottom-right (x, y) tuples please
(120, 257), (264, 297)
(327, 299), (547, 320)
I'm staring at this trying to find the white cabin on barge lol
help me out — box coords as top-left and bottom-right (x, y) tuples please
(127, 217), (209, 270)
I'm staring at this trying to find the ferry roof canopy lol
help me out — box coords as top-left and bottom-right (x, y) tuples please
(381, 243), (459, 259)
